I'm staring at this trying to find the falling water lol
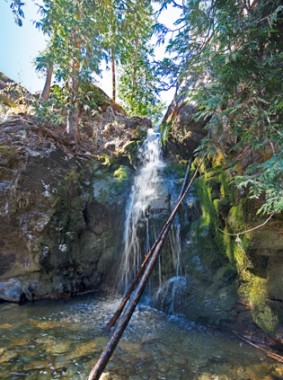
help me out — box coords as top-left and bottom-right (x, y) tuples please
(120, 128), (166, 291)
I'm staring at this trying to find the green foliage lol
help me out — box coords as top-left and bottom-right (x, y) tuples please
(236, 152), (283, 215)
(33, 85), (67, 125)
(6, 0), (25, 26)
(78, 82), (106, 113)
(118, 0), (165, 123)
(119, 56), (166, 123)
(34, 0), (164, 130)
(157, 0), (283, 215)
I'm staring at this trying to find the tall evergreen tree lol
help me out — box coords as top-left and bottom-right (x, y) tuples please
(157, 0), (283, 214)
(118, 0), (165, 122)
(37, 0), (105, 140)
(99, 0), (125, 102)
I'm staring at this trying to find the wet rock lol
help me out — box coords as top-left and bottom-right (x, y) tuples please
(0, 350), (18, 363)
(172, 354), (188, 365)
(197, 374), (212, 380)
(119, 341), (141, 353)
(100, 373), (118, 380)
(0, 323), (13, 329)
(36, 336), (57, 345)
(65, 341), (98, 360)
(273, 365), (283, 378)
(0, 278), (25, 302)
(29, 320), (60, 330)
(46, 342), (70, 354)
(23, 361), (50, 371)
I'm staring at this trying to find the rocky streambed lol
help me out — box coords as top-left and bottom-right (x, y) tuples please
(0, 294), (282, 380)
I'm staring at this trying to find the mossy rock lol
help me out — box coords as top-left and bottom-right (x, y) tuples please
(122, 141), (140, 166)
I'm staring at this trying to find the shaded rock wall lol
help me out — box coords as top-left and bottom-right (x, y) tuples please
(0, 112), (150, 302)
(192, 156), (283, 337)
(160, 101), (207, 160)
(161, 102), (283, 339)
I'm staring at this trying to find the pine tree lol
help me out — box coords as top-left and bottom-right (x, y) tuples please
(157, 0), (283, 214)
(37, 0), (105, 140)
(118, 0), (165, 122)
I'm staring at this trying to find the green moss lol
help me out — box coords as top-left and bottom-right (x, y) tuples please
(219, 171), (233, 203)
(228, 203), (247, 231)
(239, 273), (278, 333)
(192, 155), (279, 333)
(194, 176), (219, 231)
(122, 141), (139, 166)
(160, 121), (171, 147)
(97, 153), (113, 166)
(114, 166), (129, 182)
(254, 306), (279, 334)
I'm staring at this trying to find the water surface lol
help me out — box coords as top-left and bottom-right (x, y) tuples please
(0, 294), (282, 379)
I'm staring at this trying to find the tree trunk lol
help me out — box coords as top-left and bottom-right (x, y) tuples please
(111, 49), (116, 102)
(40, 63), (53, 101)
(66, 64), (79, 141)
(66, 0), (81, 141)
(132, 37), (138, 98)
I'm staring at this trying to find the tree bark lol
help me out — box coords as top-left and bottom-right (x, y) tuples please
(132, 37), (138, 99)
(111, 49), (116, 102)
(40, 63), (53, 101)
(66, 60), (80, 141)
(66, 0), (81, 141)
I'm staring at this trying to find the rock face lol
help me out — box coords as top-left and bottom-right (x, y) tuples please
(0, 101), (149, 301)
(161, 102), (283, 339)
(161, 101), (207, 159)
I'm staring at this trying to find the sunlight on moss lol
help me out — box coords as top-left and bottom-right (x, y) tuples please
(114, 166), (129, 182)
(212, 149), (225, 167)
(193, 155), (279, 333)
(240, 275), (278, 333)
(228, 204), (246, 231)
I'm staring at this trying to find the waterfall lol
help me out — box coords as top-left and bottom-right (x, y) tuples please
(120, 128), (166, 291)
(121, 128), (180, 296)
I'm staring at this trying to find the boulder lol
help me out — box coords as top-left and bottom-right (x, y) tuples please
(0, 279), (24, 302)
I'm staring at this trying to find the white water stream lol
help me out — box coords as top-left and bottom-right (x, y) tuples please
(120, 128), (167, 291)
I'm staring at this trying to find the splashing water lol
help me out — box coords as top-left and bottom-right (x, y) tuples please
(120, 128), (166, 291)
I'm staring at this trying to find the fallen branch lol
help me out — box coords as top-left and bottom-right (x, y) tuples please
(234, 333), (283, 363)
(219, 213), (274, 239)
(87, 158), (203, 380)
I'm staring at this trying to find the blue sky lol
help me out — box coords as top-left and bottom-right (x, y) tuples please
(0, 0), (46, 92)
(0, 1), (178, 104)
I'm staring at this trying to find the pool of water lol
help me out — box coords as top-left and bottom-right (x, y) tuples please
(0, 294), (282, 379)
